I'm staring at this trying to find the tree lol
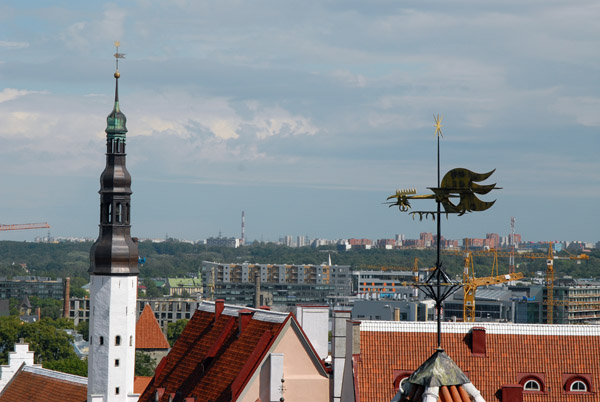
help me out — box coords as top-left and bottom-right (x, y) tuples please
(76, 321), (89, 341)
(167, 319), (189, 346)
(144, 278), (164, 298)
(135, 351), (157, 376)
(45, 357), (88, 377)
(0, 316), (78, 365)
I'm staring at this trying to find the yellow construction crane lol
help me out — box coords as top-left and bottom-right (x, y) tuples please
(446, 243), (589, 323)
(461, 251), (523, 322)
(0, 222), (50, 232)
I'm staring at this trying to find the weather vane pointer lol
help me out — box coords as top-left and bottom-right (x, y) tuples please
(113, 41), (126, 75)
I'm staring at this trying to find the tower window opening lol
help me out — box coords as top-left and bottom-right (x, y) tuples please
(116, 203), (122, 223)
(126, 203), (130, 223)
(115, 359), (119, 367)
(115, 387), (120, 395)
(115, 335), (121, 345)
(130, 336), (133, 346)
(99, 336), (104, 345)
(108, 203), (112, 223)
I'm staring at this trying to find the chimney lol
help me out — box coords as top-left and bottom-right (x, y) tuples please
(254, 271), (261, 308)
(238, 309), (254, 335)
(63, 277), (70, 318)
(36, 307), (41, 321)
(471, 327), (486, 356)
(394, 308), (401, 321)
(501, 384), (523, 402)
(215, 299), (225, 321)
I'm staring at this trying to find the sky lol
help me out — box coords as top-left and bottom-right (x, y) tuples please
(0, 0), (598, 244)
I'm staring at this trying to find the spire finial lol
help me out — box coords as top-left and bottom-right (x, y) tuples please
(434, 114), (443, 138)
(113, 40), (125, 79)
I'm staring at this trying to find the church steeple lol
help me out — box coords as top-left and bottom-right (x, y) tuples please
(89, 45), (138, 276)
(87, 43), (139, 402)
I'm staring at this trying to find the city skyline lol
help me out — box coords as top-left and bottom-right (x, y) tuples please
(1, 1), (599, 243)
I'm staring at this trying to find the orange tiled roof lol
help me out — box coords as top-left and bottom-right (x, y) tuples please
(136, 304), (170, 350)
(0, 366), (87, 402)
(355, 321), (600, 402)
(138, 301), (291, 402)
(134, 376), (153, 394)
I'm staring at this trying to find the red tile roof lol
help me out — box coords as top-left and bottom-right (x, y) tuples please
(355, 321), (600, 402)
(135, 376), (153, 394)
(136, 304), (170, 350)
(0, 365), (87, 402)
(138, 301), (291, 402)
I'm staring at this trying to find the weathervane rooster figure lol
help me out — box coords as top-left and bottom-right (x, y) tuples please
(386, 114), (500, 350)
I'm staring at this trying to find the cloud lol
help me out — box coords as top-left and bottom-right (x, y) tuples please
(0, 41), (29, 49)
(59, 4), (126, 52)
(554, 97), (600, 127)
(0, 88), (45, 103)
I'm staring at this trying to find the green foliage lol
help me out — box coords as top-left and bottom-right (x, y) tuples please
(44, 357), (88, 377)
(76, 320), (89, 341)
(144, 278), (165, 298)
(0, 241), (597, 295)
(70, 276), (89, 298)
(167, 319), (189, 347)
(135, 351), (157, 376)
(29, 296), (64, 320)
(0, 316), (78, 365)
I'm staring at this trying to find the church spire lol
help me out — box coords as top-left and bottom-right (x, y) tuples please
(87, 42), (140, 402)
(89, 42), (138, 276)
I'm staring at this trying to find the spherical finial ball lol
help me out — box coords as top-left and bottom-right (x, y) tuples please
(114, 71), (120, 78)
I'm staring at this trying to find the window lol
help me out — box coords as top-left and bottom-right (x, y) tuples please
(99, 336), (104, 345)
(518, 374), (545, 393)
(570, 380), (588, 392)
(115, 387), (120, 395)
(115, 335), (121, 346)
(524, 379), (541, 391)
(115, 359), (120, 367)
(563, 375), (592, 393)
(130, 336), (133, 346)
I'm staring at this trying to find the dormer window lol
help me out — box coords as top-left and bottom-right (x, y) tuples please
(563, 374), (592, 394)
(518, 373), (545, 393)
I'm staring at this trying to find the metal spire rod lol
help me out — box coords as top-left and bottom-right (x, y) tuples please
(434, 114), (443, 349)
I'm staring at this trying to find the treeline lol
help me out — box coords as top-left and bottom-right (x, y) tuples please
(0, 241), (598, 290)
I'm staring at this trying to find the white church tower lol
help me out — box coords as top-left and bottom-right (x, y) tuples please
(87, 43), (140, 402)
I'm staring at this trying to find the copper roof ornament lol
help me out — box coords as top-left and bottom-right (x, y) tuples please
(385, 115), (500, 350)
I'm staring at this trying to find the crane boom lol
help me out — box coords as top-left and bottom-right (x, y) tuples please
(0, 223), (50, 231)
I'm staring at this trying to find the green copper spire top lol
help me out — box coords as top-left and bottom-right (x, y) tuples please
(106, 42), (127, 140)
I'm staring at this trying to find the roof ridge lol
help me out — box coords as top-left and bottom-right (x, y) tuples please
(22, 365), (88, 385)
(360, 320), (600, 336)
(198, 301), (288, 323)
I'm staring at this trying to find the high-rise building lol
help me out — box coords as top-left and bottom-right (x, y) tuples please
(87, 58), (139, 402)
